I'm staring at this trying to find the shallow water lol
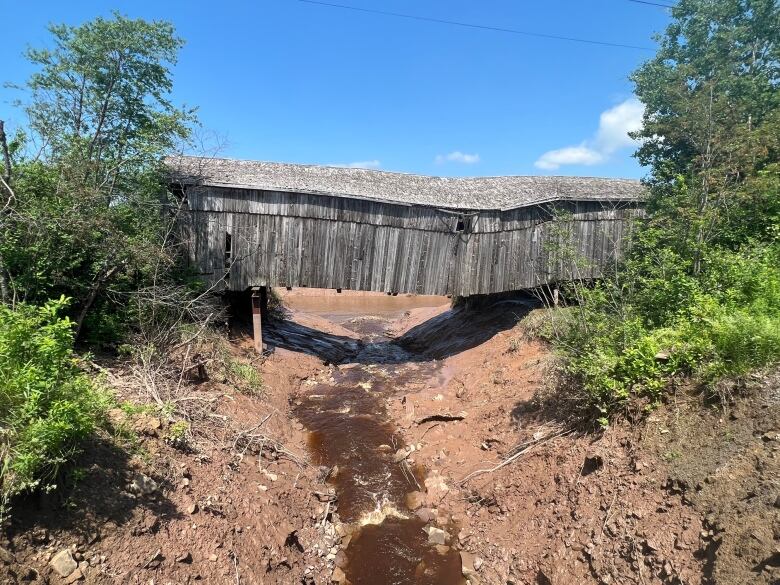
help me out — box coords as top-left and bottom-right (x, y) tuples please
(291, 294), (465, 585)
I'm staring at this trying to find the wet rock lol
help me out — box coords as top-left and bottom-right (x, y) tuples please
(415, 412), (466, 424)
(50, 549), (78, 577)
(461, 551), (477, 575)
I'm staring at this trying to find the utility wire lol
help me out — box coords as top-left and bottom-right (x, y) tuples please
(293, 0), (654, 51)
(627, 0), (676, 8)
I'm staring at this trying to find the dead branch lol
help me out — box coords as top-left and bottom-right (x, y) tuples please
(459, 428), (574, 485)
(231, 415), (308, 468)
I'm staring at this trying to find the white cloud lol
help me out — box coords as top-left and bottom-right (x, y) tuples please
(534, 98), (644, 170)
(435, 151), (480, 165)
(332, 160), (381, 169)
(534, 145), (606, 170)
(594, 99), (645, 153)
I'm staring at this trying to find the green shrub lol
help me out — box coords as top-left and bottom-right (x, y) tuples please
(547, 245), (780, 421)
(0, 297), (110, 514)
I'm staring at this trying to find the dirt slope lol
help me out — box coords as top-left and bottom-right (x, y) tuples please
(2, 296), (778, 585)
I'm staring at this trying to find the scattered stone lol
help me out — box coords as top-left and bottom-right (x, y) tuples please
(187, 502), (199, 514)
(209, 553), (218, 562)
(261, 469), (278, 482)
(142, 549), (163, 570)
(473, 556), (483, 571)
(0, 547), (14, 565)
(416, 508), (435, 523)
(393, 446), (414, 463)
(332, 567), (346, 583)
(129, 474), (158, 496)
(175, 552), (192, 564)
(63, 568), (84, 583)
(423, 525), (450, 545)
(50, 549), (78, 578)
(134, 414), (162, 436)
(31, 528), (49, 544)
(406, 491), (425, 510)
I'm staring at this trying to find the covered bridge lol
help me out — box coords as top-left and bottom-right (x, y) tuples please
(167, 156), (644, 298)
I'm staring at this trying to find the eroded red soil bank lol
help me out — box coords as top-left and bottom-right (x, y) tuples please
(2, 290), (778, 584)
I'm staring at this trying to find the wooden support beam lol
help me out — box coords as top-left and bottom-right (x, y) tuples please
(251, 287), (264, 354)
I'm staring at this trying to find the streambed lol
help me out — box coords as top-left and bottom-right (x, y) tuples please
(289, 292), (466, 584)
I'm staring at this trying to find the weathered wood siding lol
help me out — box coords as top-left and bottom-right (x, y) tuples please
(180, 186), (641, 296)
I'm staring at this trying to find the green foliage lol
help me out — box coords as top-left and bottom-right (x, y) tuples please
(0, 13), (197, 344)
(541, 0), (780, 423)
(225, 358), (263, 395)
(0, 297), (110, 513)
(550, 243), (780, 419)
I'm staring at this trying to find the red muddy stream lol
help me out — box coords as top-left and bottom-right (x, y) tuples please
(288, 291), (466, 585)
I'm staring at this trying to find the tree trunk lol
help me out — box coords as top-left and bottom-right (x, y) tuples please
(74, 264), (119, 340)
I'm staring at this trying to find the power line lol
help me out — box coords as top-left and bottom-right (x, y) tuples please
(627, 0), (675, 8)
(293, 0), (654, 51)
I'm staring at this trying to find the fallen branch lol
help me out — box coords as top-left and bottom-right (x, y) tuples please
(459, 428), (574, 485)
(231, 415), (308, 468)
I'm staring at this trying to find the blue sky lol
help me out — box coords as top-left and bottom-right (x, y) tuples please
(0, 1), (670, 179)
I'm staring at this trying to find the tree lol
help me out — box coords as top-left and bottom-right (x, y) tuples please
(546, 0), (780, 419)
(0, 13), (195, 341)
(631, 0), (780, 266)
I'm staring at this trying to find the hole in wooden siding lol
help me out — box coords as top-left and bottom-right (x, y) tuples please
(455, 215), (465, 232)
(224, 232), (233, 269)
(169, 183), (187, 203)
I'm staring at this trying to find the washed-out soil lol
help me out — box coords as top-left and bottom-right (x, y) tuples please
(1, 289), (778, 584)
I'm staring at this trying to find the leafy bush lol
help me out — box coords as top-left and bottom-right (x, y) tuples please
(547, 245), (780, 421)
(0, 297), (110, 513)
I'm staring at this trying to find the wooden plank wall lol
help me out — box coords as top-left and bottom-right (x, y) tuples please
(180, 186), (642, 296)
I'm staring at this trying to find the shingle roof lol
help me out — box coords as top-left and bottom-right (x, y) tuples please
(166, 155), (645, 211)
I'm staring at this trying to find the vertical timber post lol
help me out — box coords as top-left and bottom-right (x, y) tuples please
(251, 287), (263, 354)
